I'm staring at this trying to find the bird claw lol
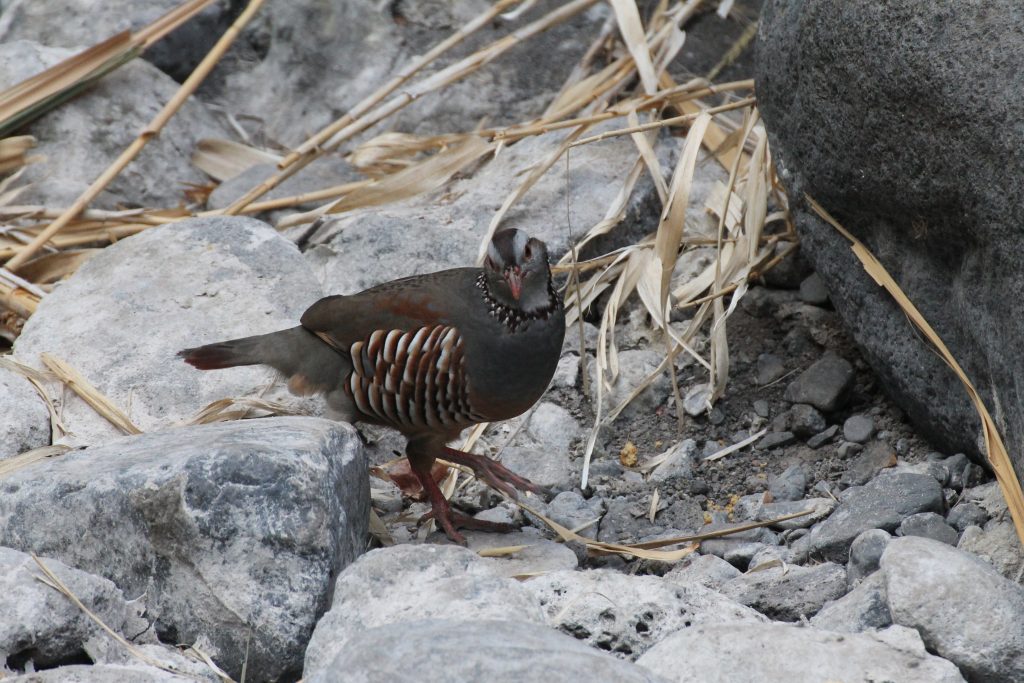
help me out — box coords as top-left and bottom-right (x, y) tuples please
(418, 507), (517, 545)
(441, 447), (543, 499)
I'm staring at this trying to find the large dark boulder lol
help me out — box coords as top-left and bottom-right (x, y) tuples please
(756, 0), (1024, 466)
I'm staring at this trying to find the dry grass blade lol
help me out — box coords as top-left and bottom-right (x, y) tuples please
(279, 136), (494, 228)
(4, 0), (267, 271)
(227, 0), (597, 217)
(192, 138), (282, 182)
(32, 554), (223, 682)
(0, 445), (71, 481)
(569, 96), (756, 148)
(15, 249), (100, 284)
(0, 355), (67, 439)
(0, 31), (137, 138)
(348, 132), (463, 178)
(0, 275), (39, 318)
(477, 545), (530, 557)
(185, 397), (301, 424)
(609, 0), (659, 94)
(518, 499), (698, 561)
(0, 0), (217, 138)
(40, 352), (141, 435)
(704, 427), (767, 461)
(0, 135), (37, 174)
(281, 0), (527, 166)
(628, 508), (816, 550)
(806, 194), (1024, 549)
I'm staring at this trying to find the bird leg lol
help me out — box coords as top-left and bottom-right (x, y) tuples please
(441, 446), (543, 499)
(408, 451), (515, 545)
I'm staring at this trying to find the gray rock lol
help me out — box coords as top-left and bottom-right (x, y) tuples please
(524, 402), (580, 452)
(466, 529), (579, 577)
(883, 536), (1024, 682)
(757, 0), (1024, 466)
(958, 520), (1024, 580)
(806, 424), (840, 449)
(5, 665), (199, 682)
(83, 639), (221, 681)
(798, 273), (830, 306)
(0, 368), (49, 459)
(700, 526), (779, 569)
(789, 404), (826, 437)
(308, 618), (666, 683)
(14, 217), (323, 446)
(839, 440), (897, 487)
(783, 353), (854, 412)
(597, 496), (702, 545)
(761, 242), (812, 289)
(591, 349), (670, 421)
(943, 453), (973, 490)
(755, 353), (787, 385)
(637, 622), (965, 683)
(551, 354), (580, 389)
(649, 439), (697, 483)
(304, 544), (544, 676)
(720, 562), (848, 621)
(540, 491), (605, 539)
(947, 501), (989, 532)
(769, 463), (808, 501)
(0, 547), (133, 672)
(843, 414), (875, 443)
(498, 445), (579, 491)
(962, 481), (1008, 517)
(897, 512), (958, 546)
(811, 572), (892, 633)
(0, 418), (367, 681)
(757, 497), (836, 530)
(663, 554), (741, 591)
(214, 2), (610, 143)
(722, 543), (769, 570)
(847, 529), (892, 587)
(752, 399), (770, 418)
(207, 158), (361, 212)
(757, 431), (796, 450)
(0, 41), (227, 209)
(807, 472), (943, 562)
(3, 0), (229, 81)
(526, 569), (765, 659)
(682, 382), (712, 417)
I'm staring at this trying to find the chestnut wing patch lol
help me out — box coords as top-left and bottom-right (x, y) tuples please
(346, 325), (479, 428)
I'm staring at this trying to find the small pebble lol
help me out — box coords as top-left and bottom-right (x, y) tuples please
(753, 400), (770, 418)
(770, 464), (808, 501)
(798, 273), (830, 306)
(756, 353), (787, 386)
(897, 512), (959, 546)
(807, 425), (840, 449)
(843, 414), (875, 443)
(758, 431), (796, 450)
(790, 404), (826, 437)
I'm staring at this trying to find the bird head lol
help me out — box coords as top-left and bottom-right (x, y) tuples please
(483, 228), (552, 315)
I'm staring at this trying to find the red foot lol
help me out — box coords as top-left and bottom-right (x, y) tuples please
(410, 454), (519, 544)
(441, 447), (543, 499)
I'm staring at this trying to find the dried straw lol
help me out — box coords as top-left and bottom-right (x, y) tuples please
(4, 0), (267, 270)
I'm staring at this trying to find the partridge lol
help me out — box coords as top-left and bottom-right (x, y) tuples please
(179, 228), (566, 543)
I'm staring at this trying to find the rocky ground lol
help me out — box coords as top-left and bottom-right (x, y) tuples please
(0, 1), (1022, 682)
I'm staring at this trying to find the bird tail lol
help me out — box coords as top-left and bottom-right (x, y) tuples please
(178, 326), (350, 396)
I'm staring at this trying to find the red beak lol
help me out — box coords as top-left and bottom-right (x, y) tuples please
(505, 267), (523, 300)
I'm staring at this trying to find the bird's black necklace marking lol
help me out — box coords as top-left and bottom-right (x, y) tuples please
(476, 272), (558, 332)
